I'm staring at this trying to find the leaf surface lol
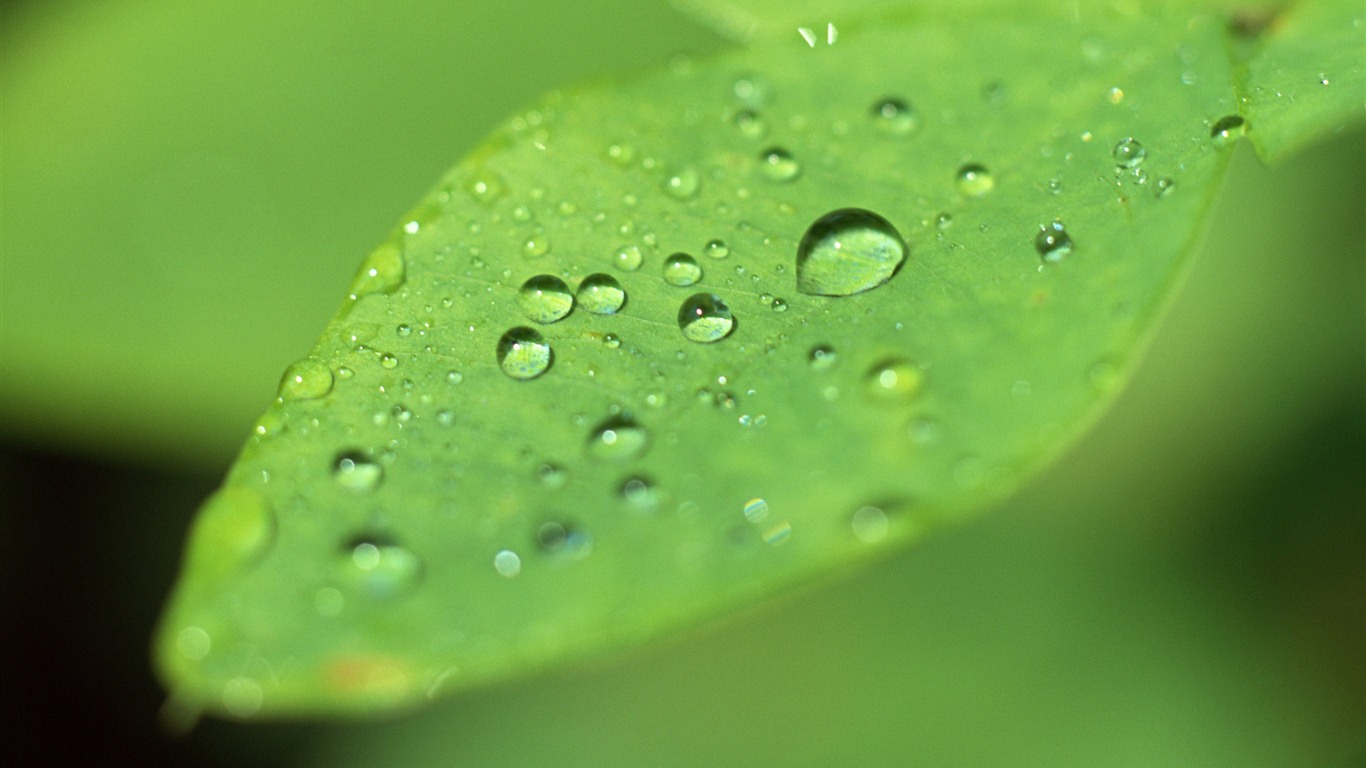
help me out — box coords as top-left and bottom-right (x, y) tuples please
(155, 0), (1365, 718)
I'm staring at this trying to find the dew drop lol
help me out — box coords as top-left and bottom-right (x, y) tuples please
(732, 109), (767, 138)
(522, 234), (551, 258)
(935, 212), (953, 230)
(493, 549), (522, 578)
(333, 451), (384, 493)
(349, 241), (405, 299)
(758, 147), (801, 182)
(808, 344), (837, 370)
(663, 166), (701, 200)
(662, 253), (703, 286)
(176, 626), (212, 661)
(1034, 220), (1074, 263)
(871, 97), (918, 136)
(795, 208), (908, 297)
(1210, 115), (1247, 147)
(517, 275), (574, 324)
(222, 677), (264, 718)
(1112, 137), (1146, 168)
(1155, 177), (1176, 198)
(537, 462), (568, 489)
(704, 239), (730, 259)
(341, 536), (423, 599)
(445, 370), (465, 385)
(613, 245), (644, 272)
(278, 357), (334, 401)
(602, 333), (622, 349)
(496, 327), (553, 380)
(866, 359), (922, 400)
(379, 353), (399, 370)
(956, 163), (995, 196)
(184, 487), (277, 579)
(536, 521), (593, 559)
(587, 415), (650, 461)
(677, 293), (735, 343)
(620, 476), (660, 511)
(576, 273), (626, 314)
(851, 505), (890, 543)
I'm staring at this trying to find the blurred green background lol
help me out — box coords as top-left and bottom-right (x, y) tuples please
(2, 1), (1361, 766)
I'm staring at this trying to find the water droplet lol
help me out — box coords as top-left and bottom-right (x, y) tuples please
(602, 332), (622, 349)
(576, 273), (626, 314)
(758, 147), (801, 182)
(732, 109), (767, 138)
(333, 451), (384, 493)
(517, 275), (574, 324)
(762, 522), (792, 546)
(536, 462), (568, 489)
(742, 497), (769, 522)
(496, 327), (552, 380)
(176, 626), (211, 661)
(808, 344), (837, 370)
(342, 536), (423, 599)
(795, 208), (908, 297)
(771, 297), (788, 312)
(866, 359), (922, 400)
(704, 239), (730, 259)
(871, 97), (918, 135)
(851, 506), (890, 543)
(677, 293), (735, 343)
(1154, 177), (1175, 197)
(956, 163), (994, 196)
(536, 521), (592, 559)
(732, 74), (772, 108)
(663, 253), (703, 286)
(222, 677), (263, 718)
(613, 245), (643, 272)
(587, 415), (650, 461)
(1107, 86), (1124, 104)
(468, 172), (505, 204)
(184, 486), (277, 581)
(934, 212), (953, 230)
(663, 166), (701, 200)
(1210, 115), (1247, 147)
(350, 241), (405, 299)
(445, 370), (464, 385)
(522, 234), (551, 258)
(493, 549), (522, 578)
(278, 357), (334, 401)
(620, 476), (660, 511)
(379, 353), (399, 370)
(1112, 137), (1146, 168)
(1034, 220), (1074, 263)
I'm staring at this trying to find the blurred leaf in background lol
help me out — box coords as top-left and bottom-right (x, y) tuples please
(1, 0), (1361, 766)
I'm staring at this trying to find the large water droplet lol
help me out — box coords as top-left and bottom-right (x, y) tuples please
(1112, 137), (1146, 168)
(1210, 115), (1247, 147)
(185, 487), (277, 579)
(341, 535), (423, 599)
(759, 147), (801, 182)
(333, 451), (384, 493)
(956, 163), (994, 196)
(677, 293), (735, 343)
(663, 253), (703, 286)
(517, 275), (574, 324)
(871, 97), (918, 135)
(576, 273), (626, 314)
(587, 415), (650, 461)
(613, 245), (643, 272)
(795, 208), (907, 297)
(1034, 220), (1074, 263)
(497, 327), (553, 380)
(349, 241), (405, 298)
(278, 357), (334, 401)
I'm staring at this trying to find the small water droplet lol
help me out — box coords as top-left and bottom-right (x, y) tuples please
(349, 241), (405, 298)
(536, 521), (592, 559)
(871, 97), (918, 135)
(517, 275), (574, 324)
(1034, 220), (1074, 263)
(587, 415), (650, 461)
(222, 677), (264, 718)
(771, 297), (788, 312)
(934, 212), (953, 230)
(795, 208), (908, 297)
(743, 497), (769, 522)
(497, 327), (553, 380)
(866, 359), (922, 400)
(1112, 137), (1146, 168)
(1107, 86), (1125, 104)
(956, 163), (994, 196)
(576, 273), (626, 314)
(613, 245), (644, 272)
(278, 357), (334, 401)
(468, 172), (505, 204)
(602, 332), (622, 349)
(445, 370), (464, 385)
(851, 506), (890, 543)
(620, 476), (660, 511)
(493, 549), (522, 578)
(177, 626), (211, 661)
(808, 344), (837, 370)
(703, 239), (730, 259)
(732, 74), (771, 108)
(1154, 177), (1175, 197)
(1210, 115), (1247, 147)
(333, 451), (384, 493)
(663, 166), (701, 200)
(663, 253), (703, 286)
(732, 109), (768, 138)
(342, 536), (423, 599)
(677, 293), (735, 343)
(522, 234), (551, 258)
(536, 462), (568, 489)
(758, 147), (801, 182)
(379, 353), (399, 370)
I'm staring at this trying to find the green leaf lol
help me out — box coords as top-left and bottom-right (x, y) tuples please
(155, 1), (1364, 718)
